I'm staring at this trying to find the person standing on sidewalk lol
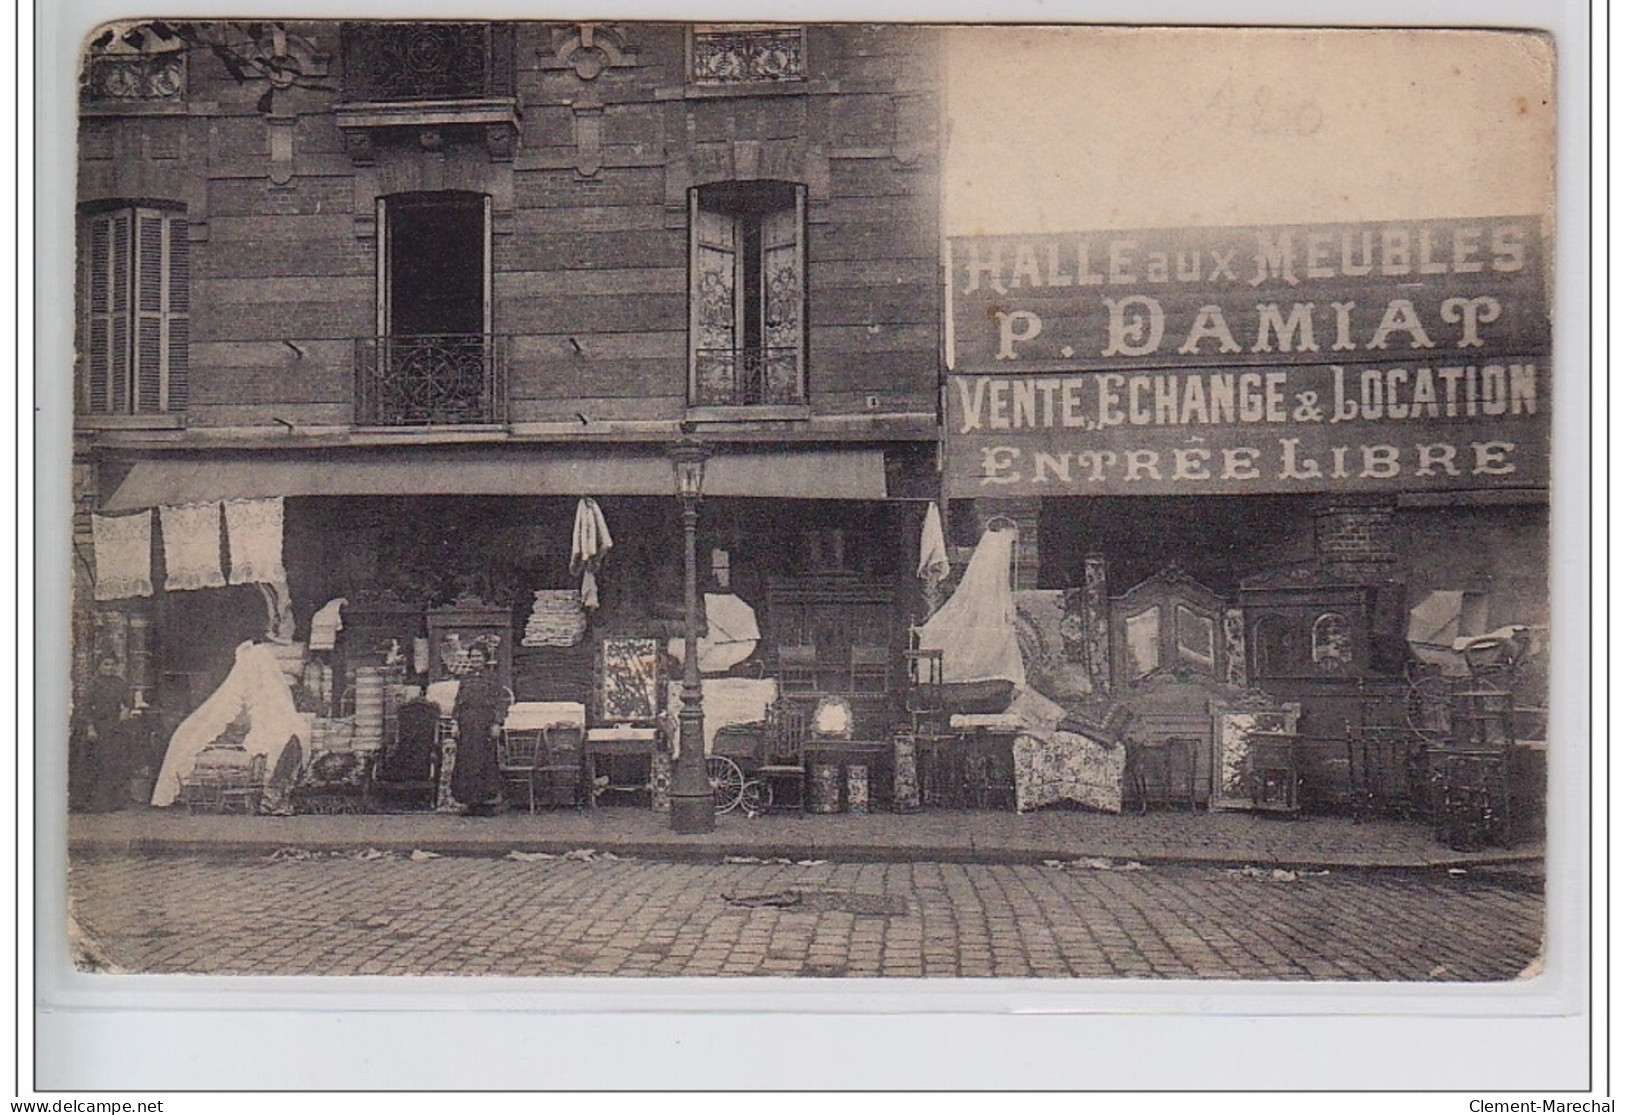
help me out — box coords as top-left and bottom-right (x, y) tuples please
(72, 656), (132, 812)
(450, 646), (511, 816)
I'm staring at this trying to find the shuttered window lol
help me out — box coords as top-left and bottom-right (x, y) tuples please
(688, 181), (806, 407)
(79, 204), (189, 415)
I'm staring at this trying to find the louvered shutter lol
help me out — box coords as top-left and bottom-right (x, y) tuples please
(82, 213), (115, 413)
(165, 216), (189, 410)
(108, 211), (131, 413)
(134, 210), (165, 412)
(81, 206), (189, 414)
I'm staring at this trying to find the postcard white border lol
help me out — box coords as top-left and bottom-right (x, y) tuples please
(26, 0), (1598, 1094)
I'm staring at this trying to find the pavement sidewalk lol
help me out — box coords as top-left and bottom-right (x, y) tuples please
(67, 805), (1546, 871)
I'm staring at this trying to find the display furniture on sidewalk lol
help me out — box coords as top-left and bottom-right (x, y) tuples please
(585, 726), (660, 807)
(1425, 745), (1514, 849)
(585, 637), (665, 806)
(1110, 566), (1227, 687)
(364, 697), (441, 811)
(176, 747), (267, 814)
(752, 698), (809, 812)
(1210, 698), (1302, 814)
(920, 714), (1020, 810)
(499, 701), (587, 811)
(1126, 734), (1200, 813)
(291, 749), (373, 814)
(1344, 724), (1427, 821)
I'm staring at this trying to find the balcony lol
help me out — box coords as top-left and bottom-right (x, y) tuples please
(337, 23), (519, 162)
(342, 23), (514, 101)
(355, 335), (508, 427)
(692, 347), (804, 407)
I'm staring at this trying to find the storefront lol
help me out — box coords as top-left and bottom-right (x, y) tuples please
(87, 439), (939, 814)
(942, 216), (1551, 822)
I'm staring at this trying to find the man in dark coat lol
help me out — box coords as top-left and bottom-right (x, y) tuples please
(449, 646), (511, 815)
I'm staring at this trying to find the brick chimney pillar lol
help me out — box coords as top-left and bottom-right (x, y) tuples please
(1312, 499), (1398, 584)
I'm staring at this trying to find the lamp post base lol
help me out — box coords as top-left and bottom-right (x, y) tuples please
(668, 791), (714, 834)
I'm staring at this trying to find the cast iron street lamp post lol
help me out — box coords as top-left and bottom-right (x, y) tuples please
(668, 437), (714, 833)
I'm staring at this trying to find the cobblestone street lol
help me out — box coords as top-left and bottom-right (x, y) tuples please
(67, 850), (1544, 981)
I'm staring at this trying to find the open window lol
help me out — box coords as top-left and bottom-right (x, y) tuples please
(358, 190), (503, 425)
(689, 180), (806, 408)
(78, 202), (189, 416)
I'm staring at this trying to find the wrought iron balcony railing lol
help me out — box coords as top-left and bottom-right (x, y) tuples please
(355, 334), (508, 426)
(692, 346), (804, 407)
(341, 23), (516, 102)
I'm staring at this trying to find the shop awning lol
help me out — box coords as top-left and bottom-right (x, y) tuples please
(102, 446), (890, 511)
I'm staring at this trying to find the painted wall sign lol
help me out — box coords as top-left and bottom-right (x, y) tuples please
(946, 217), (1548, 373)
(944, 359), (1549, 496)
(943, 217), (1551, 497)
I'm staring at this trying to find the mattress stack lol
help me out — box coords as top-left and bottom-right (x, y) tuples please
(522, 589), (588, 647)
(352, 666), (386, 750)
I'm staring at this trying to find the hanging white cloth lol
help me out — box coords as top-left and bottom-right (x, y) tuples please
(915, 526), (1026, 689)
(159, 502), (226, 591)
(308, 597), (348, 652)
(916, 502), (951, 615)
(91, 511), (154, 601)
(257, 582), (297, 644)
(917, 503), (950, 585)
(225, 497), (287, 585)
(151, 640), (311, 807)
(570, 498), (614, 609)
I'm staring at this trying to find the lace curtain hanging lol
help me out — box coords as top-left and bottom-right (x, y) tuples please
(159, 501), (226, 591)
(225, 497), (288, 586)
(91, 511), (154, 601)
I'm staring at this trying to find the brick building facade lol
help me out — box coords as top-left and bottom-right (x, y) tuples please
(72, 21), (943, 778)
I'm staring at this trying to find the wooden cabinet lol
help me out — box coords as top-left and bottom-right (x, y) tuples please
(1109, 566), (1225, 686)
(1238, 570), (1380, 682)
(764, 574), (897, 672)
(427, 602), (513, 695)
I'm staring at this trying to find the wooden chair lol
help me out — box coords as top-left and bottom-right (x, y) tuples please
(904, 645), (944, 732)
(497, 727), (583, 812)
(1345, 723), (1425, 821)
(849, 645), (891, 694)
(756, 699), (809, 811)
(1244, 729), (1301, 814)
(1128, 734), (1200, 813)
(369, 697), (440, 811)
(776, 645), (819, 694)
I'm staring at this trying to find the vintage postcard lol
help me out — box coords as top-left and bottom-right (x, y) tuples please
(59, 16), (1561, 1001)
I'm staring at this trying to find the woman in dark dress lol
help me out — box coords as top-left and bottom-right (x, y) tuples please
(72, 656), (131, 812)
(449, 646), (511, 815)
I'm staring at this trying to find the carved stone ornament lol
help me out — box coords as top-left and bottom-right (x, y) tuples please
(542, 23), (637, 80)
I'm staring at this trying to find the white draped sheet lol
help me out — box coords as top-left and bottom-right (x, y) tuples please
(915, 527), (1026, 689)
(151, 641), (311, 807)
